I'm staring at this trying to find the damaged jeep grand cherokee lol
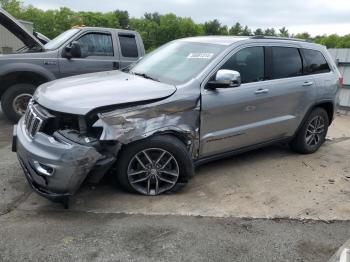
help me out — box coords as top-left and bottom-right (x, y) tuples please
(13, 36), (341, 206)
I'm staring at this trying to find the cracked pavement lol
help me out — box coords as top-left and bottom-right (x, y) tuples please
(1, 110), (350, 261)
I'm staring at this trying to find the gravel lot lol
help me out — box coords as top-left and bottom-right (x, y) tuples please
(1, 110), (350, 261)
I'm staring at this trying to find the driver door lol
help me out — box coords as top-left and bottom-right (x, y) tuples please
(58, 31), (118, 77)
(200, 46), (287, 157)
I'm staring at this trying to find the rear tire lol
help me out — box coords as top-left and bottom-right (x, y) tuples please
(1, 84), (36, 123)
(290, 107), (329, 154)
(116, 135), (194, 196)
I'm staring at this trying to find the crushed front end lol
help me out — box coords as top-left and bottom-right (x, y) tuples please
(13, 101), (117, 206)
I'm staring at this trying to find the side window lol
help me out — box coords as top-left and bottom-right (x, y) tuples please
(76, 33), (114, 57)
(271, 47), (302, 79)
(221, 47), (264, 84)
(118, 34), (138, 58)
(302, 49), (331, 74)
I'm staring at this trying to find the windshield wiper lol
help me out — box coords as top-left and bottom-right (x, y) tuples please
(132, 72), (160, 82)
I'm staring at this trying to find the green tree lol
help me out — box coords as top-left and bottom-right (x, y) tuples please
(264, 28), (276, 36)
(203, 19), (223, 35)
(2, 1), (348, 51)
(241, 25), (252, 36)
(130, 18), (159, 51)
(0, 0), (21, 17)
(229, 22), (242, 35)
(144, 12), (161, 25)
(294, 32), (311, 40)
(279, 27), (289, 37)
(114, 10), (129, 29)
(254, 28), (264, 36)
(315, 34), (340, 48)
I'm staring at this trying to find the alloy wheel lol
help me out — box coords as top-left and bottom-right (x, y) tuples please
(127, 148), (180, 196)
(305, 115), (325, 147)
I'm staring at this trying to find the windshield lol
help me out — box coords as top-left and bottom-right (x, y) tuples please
(130, 41), (225, 85)
(44, 28), (80, 50)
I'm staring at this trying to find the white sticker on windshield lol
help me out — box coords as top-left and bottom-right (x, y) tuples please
(187, 53), (214, 59)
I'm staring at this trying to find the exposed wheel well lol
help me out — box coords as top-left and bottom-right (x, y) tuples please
(0, 71), (49, 98)
(120, 131), (192, 155)
(156, 131), (191, 147)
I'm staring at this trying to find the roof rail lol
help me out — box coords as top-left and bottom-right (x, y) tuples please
(250, 35), (311, 43)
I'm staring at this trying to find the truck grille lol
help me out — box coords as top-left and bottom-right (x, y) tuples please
(24, 101), (52, 138)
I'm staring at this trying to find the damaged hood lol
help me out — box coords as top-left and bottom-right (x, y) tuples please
(0, 8), (43, 51)
(34, 70), (177, 115)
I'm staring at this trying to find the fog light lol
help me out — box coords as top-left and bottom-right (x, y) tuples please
(30, 160), (55, 177)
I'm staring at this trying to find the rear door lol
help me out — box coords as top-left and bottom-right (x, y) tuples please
(264, 46), (317, 134)
(58, 30), (118, 77)
(117, 33), (142, 70)
(300, 48), (333, 99)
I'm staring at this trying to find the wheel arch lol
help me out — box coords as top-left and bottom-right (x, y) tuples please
(295, 100), (335, 137)
(119, 130), (193, 153)
(310, 100), (335, 125)
(0, 69), (54, 99)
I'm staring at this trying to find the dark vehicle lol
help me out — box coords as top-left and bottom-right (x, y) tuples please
(0, 8), (145, 122)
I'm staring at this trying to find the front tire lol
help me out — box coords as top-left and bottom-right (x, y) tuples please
(116, 135), (194, 196)
(1, 84), (36, 123)
(290, 107), (329, 154)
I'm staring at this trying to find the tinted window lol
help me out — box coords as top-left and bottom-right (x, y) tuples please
(77, 33), (113, 57)
(302, 49), (330, 74)
(271, 47), (302, 79)
(221, 47), (264, 84)
(119, 35), (138, 57)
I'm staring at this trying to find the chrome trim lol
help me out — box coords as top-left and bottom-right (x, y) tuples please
(24, 100), (53, 138)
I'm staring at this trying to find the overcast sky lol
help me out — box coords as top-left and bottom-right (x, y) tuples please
(21, 0), (350, 36)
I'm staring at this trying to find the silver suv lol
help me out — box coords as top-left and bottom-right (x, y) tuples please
(13, 36), (342, 207)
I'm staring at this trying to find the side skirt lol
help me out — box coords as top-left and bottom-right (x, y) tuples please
(193, 137), (291, 167)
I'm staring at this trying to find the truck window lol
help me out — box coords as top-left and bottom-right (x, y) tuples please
(302, 49), (331, 75)
(271, 47), (303, 79)
(221, 47), (265, 84)
(77, 33), (114, 57)
(118, 34), (138, 58)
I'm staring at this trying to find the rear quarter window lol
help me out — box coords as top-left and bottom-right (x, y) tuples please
(118, 34), (138, 58)
(301, 49), (331, 74)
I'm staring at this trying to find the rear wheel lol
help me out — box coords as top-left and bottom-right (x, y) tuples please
(1, 84), (36, 123)
(290, 107), (329, 154)
(116, 135), (194, 196)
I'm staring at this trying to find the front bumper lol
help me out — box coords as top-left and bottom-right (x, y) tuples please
(13, 118), (103, 201)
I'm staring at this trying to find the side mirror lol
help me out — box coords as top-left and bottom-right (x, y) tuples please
(207, 69), (241, 89)
(63, 41), (82, 59)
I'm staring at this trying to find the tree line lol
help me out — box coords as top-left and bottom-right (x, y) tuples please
(1, 0), (349, 51)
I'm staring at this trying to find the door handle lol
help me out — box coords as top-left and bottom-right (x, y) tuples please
(302, 81), (314, 87)
(255, 88), (269, 94)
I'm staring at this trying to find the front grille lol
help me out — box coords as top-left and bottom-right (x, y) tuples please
(24, 101), (53, 138)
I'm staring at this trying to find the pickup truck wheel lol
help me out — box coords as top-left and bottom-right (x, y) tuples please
(1, 84), (36, 123)
(116, 135), (194, 196)
(290, 107), (329, 154)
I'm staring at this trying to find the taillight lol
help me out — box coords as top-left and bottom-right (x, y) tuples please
(339, 77), (344, 88)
